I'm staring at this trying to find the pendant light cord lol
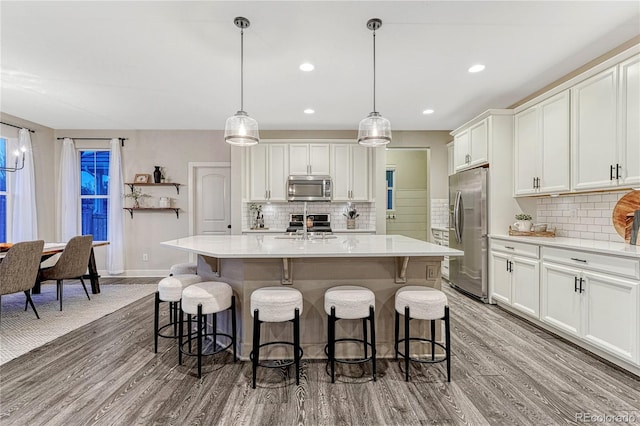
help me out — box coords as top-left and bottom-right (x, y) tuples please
(372, 29), (376, 113)
(240, 28), (244, 112)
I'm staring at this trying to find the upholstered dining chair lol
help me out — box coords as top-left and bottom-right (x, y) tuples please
(0, 240), (46, 321)
(39, 235), (93, 311)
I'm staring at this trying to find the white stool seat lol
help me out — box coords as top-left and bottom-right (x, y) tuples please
(324, 286), (375, 319)
(182, 281), (233, 315)
(251, 287), (303, 322)
(158, 274), (202, 302)
(395, 286), (447, 320)
(170, 262), (197, 276)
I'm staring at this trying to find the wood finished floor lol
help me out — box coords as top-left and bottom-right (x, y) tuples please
(1, 282), (639, 426)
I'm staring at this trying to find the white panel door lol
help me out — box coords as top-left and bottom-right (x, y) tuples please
(514, 107), (539, 195)
(309, 144), (330, 175)
(330, 144), (350, 201)
(541, 262), (581, 337)
(454, 131), (470, 172)
(619, 55), (640, 187)
(289, 144), (309, 175)
(195, 166), (231, 235)
(539, 90), (570, 194)
(267, 144), (288, 201)
(511, 256), (540, 319)
(350, 145), (369, 201)
(249, 144), (268, 201)
(468, 119), (488, 167)
(583, 271), (638, 363)
(572, 67), (618, 191)
(489, 251), (512, 305)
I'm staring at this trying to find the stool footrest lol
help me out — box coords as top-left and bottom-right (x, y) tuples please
(157, 322), (180, 339)
(249, 341), (303, 369)
(395, 337), (447, 364)
(324, 338), (375, 365)
(179, 332), (234, 358)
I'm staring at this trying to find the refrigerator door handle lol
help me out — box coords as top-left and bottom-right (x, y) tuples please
(453, 191), (463, 243)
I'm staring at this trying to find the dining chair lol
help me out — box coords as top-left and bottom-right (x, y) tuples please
(39, 235), (93, 311)
(0, 240), (46, 321)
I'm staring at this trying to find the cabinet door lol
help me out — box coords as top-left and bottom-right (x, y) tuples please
(619, 55), (640, 187)
(447, 142), (455, 176)
(514, 107), (539, 196)
(267, 144), (289, 201)
(541, 262), (581, 337)
(289, 144), (309, 175)
(249, 144), (268, 201)
(489, 251), (512, 305)
(350, 145), (369, 200)
(572, 67), (618, 191)
(330, 144), (351, 201)
(453, 131), (470, 172)
(539, 91), (570, 194)
(511, 256), (540, 319)
(582, 271), (638, 364)
(468, 119), (488, 167)
(309, 144), (330, 175)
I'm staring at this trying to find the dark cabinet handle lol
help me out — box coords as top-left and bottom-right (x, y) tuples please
(579, 277), (585, 293)
(533, 177), (536, 189)
(506, 259), (510, 272)
(610, 165), (615, 180)
(227, 224), (232, 229)
(536, 177), (540, 189)
(570, 257), (587, 263)
(574, 276), (578, 292)
(616, 164), (621, 180)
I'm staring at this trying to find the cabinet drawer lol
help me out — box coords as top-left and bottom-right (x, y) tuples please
(491, 239), (539, 259)
(543, 247), (639, 280)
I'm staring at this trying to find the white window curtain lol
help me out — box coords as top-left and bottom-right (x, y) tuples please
(58, 137), (79, 242)
(10, 129), (38, 242)
(107, 138), (124, 274)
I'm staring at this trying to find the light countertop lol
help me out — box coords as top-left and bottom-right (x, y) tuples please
(242, 228), (376, 234)
(490, 234), (640, 259)
(162, 234), (464, 259)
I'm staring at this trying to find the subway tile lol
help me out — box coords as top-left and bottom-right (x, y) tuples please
(587, 195), (602, 202)
(593, 233), (609, 241)
(580, 231), (595, 239)
(580, 217), (595, 225)
(587, 225), (602, 233)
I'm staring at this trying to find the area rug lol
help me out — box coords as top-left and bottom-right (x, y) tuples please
(0, 282), (157, 365)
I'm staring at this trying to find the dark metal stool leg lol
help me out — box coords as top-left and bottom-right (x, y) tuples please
(363, 317), (368, 359)
(294, 308), (301, 386)
(197, 305), (203, 378)
(329, 306), (336, 383)
(370, 305), (376, 381)
(445, 306), (451, 382)
(212, 311), (218, 351)
(231, 295), (237, 362)
(188, 314), (192, 352)
(394, 310), (399, 360)
(58, 280), (63, 311)
(431, 319), (436, 361)
(24, 291), (39, 319)
(154, 292), (160, 353)
(404, 306), (410, 382)
(178, 307), (184, 365)
(252, 309), (260, 389)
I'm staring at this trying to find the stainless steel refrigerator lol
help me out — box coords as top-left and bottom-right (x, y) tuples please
(448, 167), (488, 302)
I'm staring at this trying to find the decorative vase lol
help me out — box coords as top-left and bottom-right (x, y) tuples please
(153, 166), (162, 184)
(513, 220), (533, 232)
(347, 219), (356, 229)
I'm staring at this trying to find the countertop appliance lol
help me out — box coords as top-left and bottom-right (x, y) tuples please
(286, 214), (332, 233)
(448, 167), (488, 302)
(287, 175), (332, 202)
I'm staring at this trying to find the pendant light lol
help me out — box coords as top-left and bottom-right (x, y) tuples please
(358, 18), (391, 147)
(224, 17), (259, 146)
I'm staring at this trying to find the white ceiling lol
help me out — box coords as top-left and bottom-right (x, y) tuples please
(1, 1), (639, 132)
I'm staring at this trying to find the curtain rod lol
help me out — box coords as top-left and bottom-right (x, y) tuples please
(57, 137), (127, 147)
(0, 121), (36, 133)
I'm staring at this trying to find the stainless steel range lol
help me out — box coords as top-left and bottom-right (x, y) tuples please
(286, 213), (332, 233)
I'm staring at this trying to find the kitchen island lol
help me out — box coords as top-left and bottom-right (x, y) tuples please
(161, 234), (463, 359)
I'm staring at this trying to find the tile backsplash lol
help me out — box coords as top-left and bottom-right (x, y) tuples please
(431, 198), (449, 228)
(536, 190), (627, 242)
(243, 202), (375, 231)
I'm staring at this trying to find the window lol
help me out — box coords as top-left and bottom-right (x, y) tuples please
(386, 167), (396, 211)
(80, 150), (110, 241)
(0, 138), (7, 242)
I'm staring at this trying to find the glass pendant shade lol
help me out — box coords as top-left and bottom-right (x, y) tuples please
(224, 110), (259, 146)
(357, 112), (391, 147)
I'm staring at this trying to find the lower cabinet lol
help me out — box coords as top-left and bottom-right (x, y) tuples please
(542, 258), (639, 365)
(489, 250), (540, 318)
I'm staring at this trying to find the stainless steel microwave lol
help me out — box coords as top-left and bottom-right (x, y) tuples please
(287, 175), (332, 202)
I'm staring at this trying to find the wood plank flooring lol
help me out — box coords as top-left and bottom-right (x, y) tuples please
(1, 282), (639, 425)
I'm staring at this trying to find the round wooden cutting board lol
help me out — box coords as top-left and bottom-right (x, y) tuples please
(612, 190), (640, 241)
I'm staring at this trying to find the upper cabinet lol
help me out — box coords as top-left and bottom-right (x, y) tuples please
(249, 143), (289, 201)
(330, 143), (370, 201)
(447, 141), (454, 176)
(514, 90), (570, 196)
(289, 143), (330, 175)
(572, 54), (640, 191)
(453, 118), (488, 172)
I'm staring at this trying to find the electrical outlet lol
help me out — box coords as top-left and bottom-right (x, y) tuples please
(427, 265), (437, 279)
(143, 253), (149, 262)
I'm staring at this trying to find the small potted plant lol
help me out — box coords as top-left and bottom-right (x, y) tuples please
(513, 213), (533, 232)
(249, 203), (263, 229)
(344, 204), (359, 229)
(124, 187), (151, 208)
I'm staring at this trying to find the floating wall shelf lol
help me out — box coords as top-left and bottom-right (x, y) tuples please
(125, 182), (182, 194)
(123, 207), (181, 219)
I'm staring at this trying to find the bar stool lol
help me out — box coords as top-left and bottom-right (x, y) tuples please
(154, 274), (202, 353)
(169, 263), (197, 276)
(250, 287), (303, 389)
(179, 281), (237, 378)
(324, 285), (376, 383)
(394, 286), (451, 382)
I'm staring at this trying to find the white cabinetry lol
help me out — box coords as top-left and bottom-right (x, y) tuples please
(489, 239), (540, 318)
(514, 91), (570, 196)
(330, 143), (370, 201)
(572, 54), (640, 191)
(431, 228), (450, 280)
(289, 143), (330, 176)
(249, 144), (289, 201)
(447, 141), (454, 176)
(541, 247), (639, 364)
(453, 119), (488, 172)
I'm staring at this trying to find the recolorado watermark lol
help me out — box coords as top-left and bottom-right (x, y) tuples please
(575, 412), (638, 423)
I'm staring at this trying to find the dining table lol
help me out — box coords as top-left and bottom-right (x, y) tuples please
(0, 241), (109, 294)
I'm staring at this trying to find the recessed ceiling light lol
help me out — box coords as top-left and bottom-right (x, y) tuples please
(468, 64), (485, 73)
(304, 108), (315, 114)
(299, 63), (314, 72)
(422, 109), (434, 115)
